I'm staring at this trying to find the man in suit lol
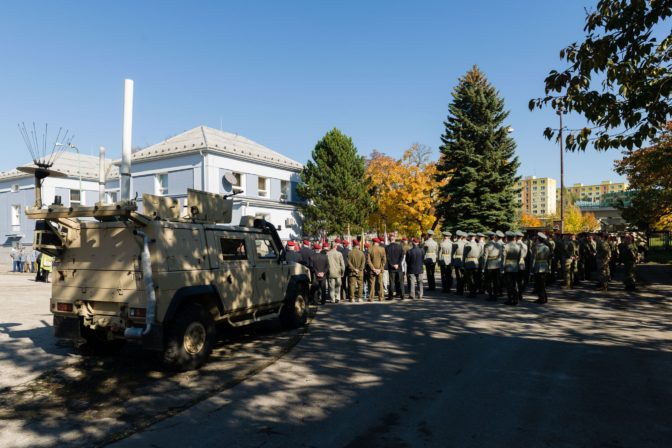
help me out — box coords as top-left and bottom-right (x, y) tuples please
(406, 238), (425, 299)
(309, 242), (329, 304)
(385, 234), (405, 300)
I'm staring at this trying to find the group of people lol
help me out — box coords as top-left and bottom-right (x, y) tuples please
(9, 245), (53, 282)
(284, 228), (641, 306)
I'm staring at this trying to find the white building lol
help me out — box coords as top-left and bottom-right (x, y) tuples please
(0, 126), (305, 245)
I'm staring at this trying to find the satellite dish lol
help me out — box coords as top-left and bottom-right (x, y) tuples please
(17, 166), (68, 179)
(223, 171), (237, 185)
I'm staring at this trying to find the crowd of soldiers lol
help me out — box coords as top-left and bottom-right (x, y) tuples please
(284, 229), (641, 306)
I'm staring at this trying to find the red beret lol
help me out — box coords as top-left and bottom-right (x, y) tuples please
(287, 241), (295, 247)
(364, 242), (371, 248)
(343, 240), (350, 246)
(373, 237), (381, 243)
(313, 243), (321, 249)
(303, 240), (310, 245)
(322, 244), (329, 249)
(412, 237), (419, 244)
(352, 240), (360, 246)
(401, 236), (408, 241)
(335, 238), (341, 243)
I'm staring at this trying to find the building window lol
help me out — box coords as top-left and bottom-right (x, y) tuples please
(70, 189), (81, 206)
(230, 172), (244, 194)
(156, 174), (168, 196)
(280, 180), (290, 201)
(11, 204), (21, 232)
(258, 176), (269, 198)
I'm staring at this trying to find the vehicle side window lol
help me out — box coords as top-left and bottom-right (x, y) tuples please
(220, 238), (248, 261)
(255, 238), (277, 259)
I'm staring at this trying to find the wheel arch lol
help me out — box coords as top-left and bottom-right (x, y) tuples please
(164, 285), (224, 323)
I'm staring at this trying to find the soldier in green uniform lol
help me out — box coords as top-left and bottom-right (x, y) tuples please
(367, 237), (387, 302)
(438, 231), (453, 293)
(621, 234), (638, 291)
(452, 230), (467, 295)
(608, 235), (619, 281)
(503, 231), (522, 305)
(595, 232), (612, 291)
(348, 240), (366, 302)
(482, 231), (503, 301)
(561, 234), (579, 289)
(532, 232), (551, 304)
(423, 230), (439, 291)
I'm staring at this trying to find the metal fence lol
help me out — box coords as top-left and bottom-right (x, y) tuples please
(648, 231), (671, 251)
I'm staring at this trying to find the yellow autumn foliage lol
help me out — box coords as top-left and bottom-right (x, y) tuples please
(366, 145), (447, 236)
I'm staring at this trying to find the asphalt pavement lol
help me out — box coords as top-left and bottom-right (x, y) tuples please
(111, 264), (672, 448)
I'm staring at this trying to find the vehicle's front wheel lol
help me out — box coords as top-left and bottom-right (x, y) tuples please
(279, 285), (308, 329)
(163, 303), (216, 371)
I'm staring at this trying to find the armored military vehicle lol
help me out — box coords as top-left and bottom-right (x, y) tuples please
(24, 181), (310, 371)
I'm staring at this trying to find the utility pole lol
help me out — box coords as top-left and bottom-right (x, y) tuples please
(558, 107), (566, 234)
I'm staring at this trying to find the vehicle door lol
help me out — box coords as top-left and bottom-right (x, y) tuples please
(206, 230), (254, 313)
(252, 234), (286, 307)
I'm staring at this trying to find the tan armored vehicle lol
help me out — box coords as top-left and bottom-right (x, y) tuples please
(24, 179), (310, 371)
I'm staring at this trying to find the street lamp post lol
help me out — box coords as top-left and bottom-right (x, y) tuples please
(559, 113), (564, 234)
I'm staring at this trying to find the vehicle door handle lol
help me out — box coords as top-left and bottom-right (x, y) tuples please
(261, 272), (266, 281)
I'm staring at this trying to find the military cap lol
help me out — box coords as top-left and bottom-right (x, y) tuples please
(412, 237), (420, 244)
(495, 230), (504, 238)
(401, 236), (408, 241)
(372, 237), (381, 243)
(537, 232), (547, 240)
(514, 231), (523, 237)
(335, 238), (341, 243)
(313, 242), (321, 249)
(322, 243), (329, 249)
(287, 240), (296, 247)
(484, 231), (494, 237)
(364, 242), (371, 248)
(303, 239), (310, 246)
(427, 229), (435, 235)
(505, 231), (515, 237)
(467, 232), (475, 237)
(442, 230), (452, 236)
(456, 230), (466, 237)
(476, 232), (484, 237)
(343, 240), (350, 246)
(352, 239), (360, 246)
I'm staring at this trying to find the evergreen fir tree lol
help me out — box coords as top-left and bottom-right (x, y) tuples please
(297, 128), (372, 235)
(435, 66), (520, 231)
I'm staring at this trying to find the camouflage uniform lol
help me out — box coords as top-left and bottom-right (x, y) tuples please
(595, 235), (611, 291)
(561, 235), (579, 288)
(621, 239), (638, 290)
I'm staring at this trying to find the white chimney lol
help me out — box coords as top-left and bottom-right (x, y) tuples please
(120, 78), (134, 201)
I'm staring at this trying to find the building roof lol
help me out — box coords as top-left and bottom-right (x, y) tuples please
(0, 151), (118, 182)
(130, 126), (303, 171)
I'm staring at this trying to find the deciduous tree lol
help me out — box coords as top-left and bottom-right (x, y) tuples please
(530, 0), (672, 151)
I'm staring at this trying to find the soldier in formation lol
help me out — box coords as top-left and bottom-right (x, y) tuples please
(423, 230), (438, 291)
(531, 232), (551, 304)
(438, 231), (453, 293)
(367, 237), (387, 302)
(348, 240), (366, 302)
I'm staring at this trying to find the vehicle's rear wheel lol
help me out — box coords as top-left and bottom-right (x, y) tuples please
(280, 285), (308, 329)
(163, 303), (216, 371)
(78, 325), (125, 356)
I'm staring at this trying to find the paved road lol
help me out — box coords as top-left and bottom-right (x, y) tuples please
(112, 265), (672, 448)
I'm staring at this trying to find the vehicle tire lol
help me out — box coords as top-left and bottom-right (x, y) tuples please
(78, 326), (125, 356)
(163, 303), (216, 371)
(279, 285), (308, 329)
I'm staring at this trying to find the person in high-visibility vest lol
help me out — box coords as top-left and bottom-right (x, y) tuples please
(41, 254), (54, 283)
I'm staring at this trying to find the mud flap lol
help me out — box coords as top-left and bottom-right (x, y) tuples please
(142, 324), (164, 351)
(54, 316), (81, 340)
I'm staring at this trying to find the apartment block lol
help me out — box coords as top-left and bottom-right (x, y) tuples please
(515, 176), (557, 216)
(558, 180), (629, 204)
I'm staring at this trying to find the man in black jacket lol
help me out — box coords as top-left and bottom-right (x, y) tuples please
(386, 234), (405, 300)
(406, 238), (425, 299)
(299, 239), (313, 267)
(309, 242), (329, 304)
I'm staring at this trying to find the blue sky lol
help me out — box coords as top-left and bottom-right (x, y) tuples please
(0, 0), (625, 185)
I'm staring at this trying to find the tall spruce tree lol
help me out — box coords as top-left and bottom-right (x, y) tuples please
(297, 128), (372, 235)
(435, 66), (520, 231)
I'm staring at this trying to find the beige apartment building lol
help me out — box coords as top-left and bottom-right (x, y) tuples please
(559, 180), (629, 204)
(515, 176), (557, 216)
